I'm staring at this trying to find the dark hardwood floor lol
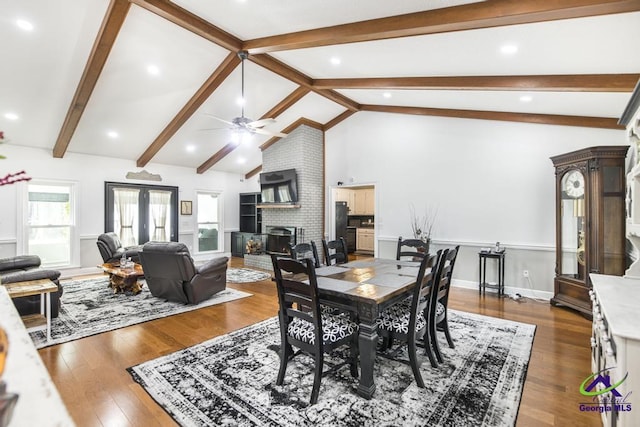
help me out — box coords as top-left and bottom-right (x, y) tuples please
(37, 256), (599, 426)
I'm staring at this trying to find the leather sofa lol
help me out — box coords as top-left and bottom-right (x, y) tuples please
(139, 241), (228, 304)
(96, 232), (143, 264)
(0, 255), (63, 318)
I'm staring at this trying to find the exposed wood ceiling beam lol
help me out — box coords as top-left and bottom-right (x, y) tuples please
(244, 0), (640, 54)
(314, 74), (640, 92)
(137, 52), (240, 167)
(245, 165), (262, 180)
(260, 118), (324, 151)
(360, 105), (624, 129)
(262, 87), (311, 118)
(135, 1), (360, 116)
(131, 0), (242, 51)
(52, 0), (130, 158)
(197, 87), (311, 174)
(249, 55), (360, 111)
(324, 110), (357, 131)
(196, 142), (238, 175)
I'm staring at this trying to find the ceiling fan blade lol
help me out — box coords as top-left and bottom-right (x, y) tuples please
(253, 128), (288, 138)
(203, 113), (234, 126)
(247, 118), (276, 128)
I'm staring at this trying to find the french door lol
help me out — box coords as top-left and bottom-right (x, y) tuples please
(104, 182), (178, 245)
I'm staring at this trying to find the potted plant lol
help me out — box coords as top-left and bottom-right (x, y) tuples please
(409, 203), (436, 253)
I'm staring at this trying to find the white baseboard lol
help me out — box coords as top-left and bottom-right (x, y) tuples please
(452, 279), (552, 301)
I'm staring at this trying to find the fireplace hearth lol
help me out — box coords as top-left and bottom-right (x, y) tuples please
(265, 226), (297, 254)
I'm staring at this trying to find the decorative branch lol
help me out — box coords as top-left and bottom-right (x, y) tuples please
(0, 170), (31, 186)
(0, 131), (31, 186)
(409, 203), (437, 242)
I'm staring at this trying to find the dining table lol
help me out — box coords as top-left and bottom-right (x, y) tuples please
(312, 258), (422, 399)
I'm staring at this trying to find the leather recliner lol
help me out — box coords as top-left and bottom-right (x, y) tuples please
(96, 232), (143, 264)
(0, 255), (63, 318)
(138, 241), (228, 304)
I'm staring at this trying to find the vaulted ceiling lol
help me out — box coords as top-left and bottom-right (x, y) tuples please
(2, 0), (639, 178)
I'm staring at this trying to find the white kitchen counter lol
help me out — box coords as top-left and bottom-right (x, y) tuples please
(0, 286), (75, 426)
(590, 274), (640, 341)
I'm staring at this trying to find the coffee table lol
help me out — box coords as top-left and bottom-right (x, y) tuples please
(98, 263), (144, 295)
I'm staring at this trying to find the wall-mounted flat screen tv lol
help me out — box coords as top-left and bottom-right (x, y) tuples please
(260, 169), (298, 204)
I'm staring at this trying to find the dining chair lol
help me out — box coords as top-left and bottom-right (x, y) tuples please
(288, 241), (321, 268)
(322, 238), (348, 266)
(270, 255), (359, 404)
(429, 245), (460, 363)
(396, 236), (429, 261)
(375, 251), (443, 387)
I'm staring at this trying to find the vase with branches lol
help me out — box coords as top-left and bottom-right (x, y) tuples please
(409, 203), (436, 252)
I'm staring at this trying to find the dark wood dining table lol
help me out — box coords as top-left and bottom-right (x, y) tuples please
(313, 258), (422, 399)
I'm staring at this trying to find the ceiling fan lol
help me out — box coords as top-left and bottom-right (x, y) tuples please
(203, 51), (287, 139)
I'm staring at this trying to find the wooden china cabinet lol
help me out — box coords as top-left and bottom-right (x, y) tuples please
(550, 146), (628, 317)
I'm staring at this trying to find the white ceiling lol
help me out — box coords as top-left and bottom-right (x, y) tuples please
(1, 0), (639, 176)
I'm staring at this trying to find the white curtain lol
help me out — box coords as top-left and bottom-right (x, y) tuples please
(149, 190), (171, 241)
(114, 188), (139, 246)
(277, 185), (291, 202)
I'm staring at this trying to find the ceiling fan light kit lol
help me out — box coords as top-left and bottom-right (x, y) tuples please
(203, 50), (287, 140)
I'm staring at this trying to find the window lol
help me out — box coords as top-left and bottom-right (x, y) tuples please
(105, 182), (178, 244)
(25, 181), (77, 267)
(197, 191), (221, 252)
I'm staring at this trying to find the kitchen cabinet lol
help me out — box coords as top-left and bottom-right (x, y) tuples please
(357, 228), (374, 252)
(353, 188), (375, 215)
(335, 187), (375, 215)
(335, 188), (355, 212)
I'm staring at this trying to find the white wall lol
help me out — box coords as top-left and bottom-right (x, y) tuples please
(0, 144), (257, 275)
(325, 112), (630, 296)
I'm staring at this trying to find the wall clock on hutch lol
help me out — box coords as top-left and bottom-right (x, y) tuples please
(550, 146), (629, 317)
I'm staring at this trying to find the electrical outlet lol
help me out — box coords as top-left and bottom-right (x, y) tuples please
(523, 270), (529, 278)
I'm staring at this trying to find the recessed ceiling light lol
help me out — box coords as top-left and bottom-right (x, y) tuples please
(237, 157), (247, 164)
(4, 113), (19, 121)
(147, 64), (160, 76)
(186, 144), (196, 153)
(330, 57), (341, 66)
(107, 131), (119, 139)
(16, 19), (34, 31)
(520, 95), (533, 102)
(383, 92), (392, 99)
(236, 96), (245, 106)
(500, 44), (518, 55)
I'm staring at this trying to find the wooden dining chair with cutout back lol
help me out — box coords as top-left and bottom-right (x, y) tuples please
(375, 250), (444, 387)
(429, 245), (460, 363)
(322, 238), (348, 266)
(288, 241), (321, 268)
(270, 254), (359, 404)
(396, 236), (429, 261)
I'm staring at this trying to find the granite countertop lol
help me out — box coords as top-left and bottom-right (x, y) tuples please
(590, 273), (640, 341)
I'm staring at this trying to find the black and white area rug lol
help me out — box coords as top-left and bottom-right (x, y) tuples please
(30, 277), (251, 349)
(227, 268), (271, 283)
(129, 310), (535, 426)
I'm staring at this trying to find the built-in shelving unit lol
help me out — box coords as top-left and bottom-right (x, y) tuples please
(239, 192), (261, 234)
(232, 192), (262, 258)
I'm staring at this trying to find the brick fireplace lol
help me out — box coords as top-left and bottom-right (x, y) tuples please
(244, 124), (324, 271)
